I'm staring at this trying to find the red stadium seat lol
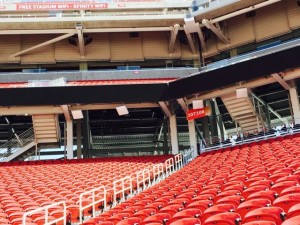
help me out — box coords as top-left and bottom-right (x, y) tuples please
(142, 213), (171, 225)
(282, 215), (300, 225)
(115, 217), (142, 225)
(203, 212), (241, 225)
(242, 222), (276, 225)
(170, 208), (201, 221)
(273, 193), (300, 212)
(201, 203), (235, 223)
(243, 207), (286, 224)
(247, 190), (278, 203)
(169, 218), (201, 225)
(236, 198), (271, 218)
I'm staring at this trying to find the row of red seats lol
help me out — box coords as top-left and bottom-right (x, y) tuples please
(0, 155), (172, 225)
(82, 134), (300, 225)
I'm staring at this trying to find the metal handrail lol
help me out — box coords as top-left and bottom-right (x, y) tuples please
(250, 92), (288, 124)
(22, 201), (66, 225)
(0, 127), (35, 161)
(79, 186), (107, 224)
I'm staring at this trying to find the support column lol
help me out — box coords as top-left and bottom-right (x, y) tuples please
(61, 105), (74, 160)
(188, 120), (197, 157)
(200, 117), (210, 140)
(289, 87), (300, 124)
(76, 120), (82, 159)
(66, 120), (73, 159)
(7, 123), (13, 154)
(79, 62), (88, 71)
(169, 115), (179, 155)
(230, 48), (238, 58)
(163, 118), (168, 155)
(82, 110), (91, 158)
(209, 99), (219, 137)
(265, 103), (271, 129)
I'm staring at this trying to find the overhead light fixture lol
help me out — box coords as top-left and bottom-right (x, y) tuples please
(116, 105), (129, 116)
(71, 110), (83, 120)
(236, 88), (248, 98)
(192, 100), (204, 109)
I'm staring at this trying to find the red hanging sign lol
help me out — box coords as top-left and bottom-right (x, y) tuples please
(186, 107), (210, 121)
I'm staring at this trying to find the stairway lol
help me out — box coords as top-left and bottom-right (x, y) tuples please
(32, 114), (60, 143)
(221, 92), (264, 133)
(0, 128), (36, 162)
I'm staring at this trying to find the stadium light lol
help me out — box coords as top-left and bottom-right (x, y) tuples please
(116, 105), (129, 116)
(71, 110), (83, 120)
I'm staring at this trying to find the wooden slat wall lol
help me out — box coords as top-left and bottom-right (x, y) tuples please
(180, 41), (199, 60)
(84, 33), (110, 61)
(0, 35), (21, 63)
(218, 14), (256, 51)
(142, 32), (181, 59)
(253, 1), (291, 42)
(286, 0), (300, 30)
(21, 35), (55, 64)
(55, 36), (81, 62)
(203, 35), (218, 58)
(110, 33), (144, 61)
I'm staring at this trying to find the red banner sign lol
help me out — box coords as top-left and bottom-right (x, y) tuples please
(186, 107), (210, 121)
(16, 3), (108, 10)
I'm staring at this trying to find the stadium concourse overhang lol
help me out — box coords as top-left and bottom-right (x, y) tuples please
(0, 0), (266, 30)
(0, 44), (300, 106)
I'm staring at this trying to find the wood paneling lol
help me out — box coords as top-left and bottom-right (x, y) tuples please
(218, 14), (256, 51)
(142, 32), (181, 59)
(55, 33), (110, 61)
(203, 35), (219, 58)
(110, 33), (144, 61)
(21, 34), (55, 64)
(286, 0), (300, 30)
(253, 1), (291, 41)
(0, 35), (21, 63)
(55, 35), (81, 62)
(85, 33), (110, 61)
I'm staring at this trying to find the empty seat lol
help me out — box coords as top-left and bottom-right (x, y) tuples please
(282, 215), (300, 225)
(203, 212), (241, 225)
(201, 203), (235, 223)
(243, 207), (286, 224)
(287, 203), (300, 218)
(236, 198), (271, 218)
(143, 213), (171, 224)
(171, 208), (201, 221)
(186, 200), (213, 212)
(169, 218), (201, 225)
(273, 193), (300, 212)
(116, 217), (142, 225)
(242, 222), (276, 225)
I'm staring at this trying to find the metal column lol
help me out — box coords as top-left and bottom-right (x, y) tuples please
(169, 115), (179, 155)
(76, 120), (82, 159)
(289, 87), (300, 124)
(188, 120), (198, 157)
(66, 120), (73, 159)
(82, 110), (91, 158)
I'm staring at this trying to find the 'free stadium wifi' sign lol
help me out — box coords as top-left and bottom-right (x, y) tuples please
(16, 3), (108, 10)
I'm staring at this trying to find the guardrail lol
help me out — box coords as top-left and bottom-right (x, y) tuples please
(182, 149), (194, 165)
(79, 186), (107, 224)
(22, 201), (66, 225)
(165, 158), (174, 177)
(136, 169), (151, 194)
(152, 163), (164, 184)
(113, 176), (133, 206)
(174, 153), (183, 171)
(0, 127), (35, 162)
